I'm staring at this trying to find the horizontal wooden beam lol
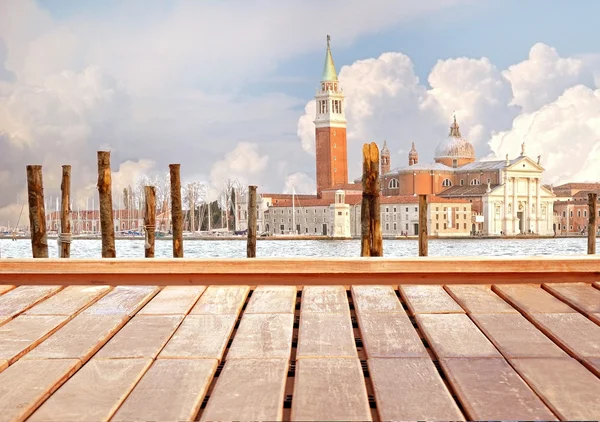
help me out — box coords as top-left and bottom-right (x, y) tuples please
(0, 256), (599, 285)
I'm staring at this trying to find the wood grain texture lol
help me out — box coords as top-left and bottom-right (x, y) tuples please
(26, 165), (49, 258)
(0, 358), (81, 422)
(543, 282), (600, 315)
(25, 285), (110, 316)
(244, 285), (297, 314)
(59, 165), (71, 259)
(82, 286), (159, 316)
(351, 285), (403, 313)
(143, 186), (156, 258)
(190, 285), (249, 314)
(291, 358), (371, 421)
(584, 357), (600, 377)
(0, 315), (69, 364)
(300, 285), (349, 313)
(297, 311), (357, 358)
(137, 286), (205, 315)
(511, 357), (600, 420)
(0, 286), (15, 295)
(445, 284), (518, 314)
(416, 314), (501, 358)
(527, 313), (600, 359)
(23, 314), (127, 361)
(356, 312), (427, 358)
(493, 284), (576, 313)
(470, 313), (568, 359)
(28, 358), (152, 422)
(94, 315), (183, 359)
(0, 285), (62, 317)
(399, 285), (464, 314)
(368, 358), (463, 421)
(97, 151), (116, 258)
(158, 314), (237, 360)
(247, 185), (257, 258)
(0, 359), (6, 372)
(227, 313), (294, 359)
(440, 357), (556, 421)
(111, 359), (217, 422)
(200, 358), (288, 421)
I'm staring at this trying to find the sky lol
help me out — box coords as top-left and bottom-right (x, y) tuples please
(1, 0), (600, 225)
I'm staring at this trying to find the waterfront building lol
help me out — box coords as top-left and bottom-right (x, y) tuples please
(552, 183), (600, 235)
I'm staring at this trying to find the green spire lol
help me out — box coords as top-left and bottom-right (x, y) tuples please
(321, 35), (338, 82)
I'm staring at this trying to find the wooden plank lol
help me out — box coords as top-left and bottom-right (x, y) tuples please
(200, 359), (288, 421)
(585, 357), (600, 377)
(543, 282), (600, 315)
(227, 313), (294, 359)
(592, 313), (600, 325)
(158, 314), (237, 360)
(25, 285), (110, 316)
(296, 312), (357, 358)
(82, 286), (159, 316)
(0, 315), (69, 364)
(0, 285), (62, 317)
(244, 285), (297, 314)
(0, 358), (81, 421)
(137, 286), (206, 315)
(356, 312), (427, 358)
(440, 357), (556, 420)
(527, 313), (600, 359)
(94, 315), (183, 359)
(594, 281), (600, 289)
(493, 284), (576, 313)
(511, 357), (600, 420)
(111, 359), (217, 421)
(28, 358), (152, 422)
(23, 314), (127, 361)
(190, 285), (249, 314)
(399, 285), (464, 314)
(368, 358), (463, 421)
(445, 284), (518, 314)
(291, 358), (371, 421)
(0, 360), (6, 372)
(416, 314), (502, 358)
(470, 313), (568, 358)
(0, 285), (15, 295)
(300, 285), (349, 313)
(351, 285), (403, 313)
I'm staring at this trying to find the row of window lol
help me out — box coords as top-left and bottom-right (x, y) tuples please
(318, 99), (343, 114)
(561, 210), (600, 218)
(387, 177), (489, 189)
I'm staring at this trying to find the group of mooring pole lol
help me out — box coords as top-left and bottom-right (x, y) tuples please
(23, 148), (597, 259)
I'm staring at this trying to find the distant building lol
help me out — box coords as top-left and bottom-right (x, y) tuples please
(552, 183), (600, 235)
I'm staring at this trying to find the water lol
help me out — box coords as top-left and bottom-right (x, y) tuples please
(0, 237), (595, 258)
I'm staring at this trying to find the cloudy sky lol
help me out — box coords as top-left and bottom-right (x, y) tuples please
(1, 0), (600, 224)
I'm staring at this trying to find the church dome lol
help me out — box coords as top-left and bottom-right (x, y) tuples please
(434, 116), (475, 160)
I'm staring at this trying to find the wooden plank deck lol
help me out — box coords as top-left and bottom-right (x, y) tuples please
(0, 258), (599, 420)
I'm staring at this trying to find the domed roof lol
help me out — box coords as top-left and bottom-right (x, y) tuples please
(434, 116), (475, 160)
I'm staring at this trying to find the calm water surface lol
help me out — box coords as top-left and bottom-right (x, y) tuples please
(0, 237), (595, 259)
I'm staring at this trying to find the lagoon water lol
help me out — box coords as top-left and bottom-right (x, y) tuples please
(0, 237), (596, 259)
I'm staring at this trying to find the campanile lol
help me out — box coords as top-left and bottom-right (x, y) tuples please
(314, 35), (347, 197)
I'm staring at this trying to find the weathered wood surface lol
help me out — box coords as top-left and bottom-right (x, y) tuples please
(169, 164), (184, 258)
(97, 151), (116, 258)
(445, 284), (518, 314)
(26, 165), (49, 258)
(0, 285), (14, 295)
(81, 286), (159, 316)
(247, 185), (257, 258)
(25, 285), (109, 316)
(493, 284), (577, 313)
(543, 282), (600, 315)
(400, 285), (464, 314)
(190, 285), (249, 314)
(418, 194), (428, 256)
(0, 285), (62, 320)
(589, 192), (597, 254)
(143, 186), (156, 258)
(227, 313), (294, 359)
(201, 358), (288, 422)
(137, 286), (205, 315)
(59, 165), (71, 258)
(244, 285), (296, 314)
(351, 285), (403, 313)
(297, 311), (357, 358)
(301, 285), (349, 313)
(2, 256), (600, 285)
(360, 142), (382, 257)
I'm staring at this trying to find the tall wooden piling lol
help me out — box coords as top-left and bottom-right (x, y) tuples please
(247, 185), (257, 258)
(360, 142), (383, 257)
(589, 193), (597, 255)
(97, 151), (116, 258)
(144, 186), (156, 258)
(26, 165), (48, 258)
(169, 164), (183, 258)
(59, 165), (71, 258)
(419, 194), (428, 256)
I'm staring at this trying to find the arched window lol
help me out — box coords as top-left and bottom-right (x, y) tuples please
(388, 178), (399, 189)
(442, 178), (452, 187)
(470, 179), (481, 185)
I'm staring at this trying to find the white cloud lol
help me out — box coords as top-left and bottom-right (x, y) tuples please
(283, 173), (316, 195)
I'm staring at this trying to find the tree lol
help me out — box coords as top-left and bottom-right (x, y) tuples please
(184, 181), (206, 232)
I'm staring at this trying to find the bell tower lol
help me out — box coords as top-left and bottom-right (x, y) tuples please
(315, 35), (347, 197)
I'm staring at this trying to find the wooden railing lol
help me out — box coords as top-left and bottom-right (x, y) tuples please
(0, 256), (599, 285)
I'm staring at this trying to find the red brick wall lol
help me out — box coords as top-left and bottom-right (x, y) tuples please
(316, 127), (347, 195)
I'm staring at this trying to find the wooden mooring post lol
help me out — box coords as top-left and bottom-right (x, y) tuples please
(589, 192), (597, 255)
(419, 194), (428, 256)
(169, 164), (183, 258)
(360, 142), (383, 257)
(97, 151), (116, 258)
(26, 165), (48, 258)
(247, 185), (257, 258)
(59, 165), (72, 258)
(144, 186), (156, 258)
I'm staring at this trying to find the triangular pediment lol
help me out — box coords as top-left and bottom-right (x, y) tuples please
(506, 156), (544, 172)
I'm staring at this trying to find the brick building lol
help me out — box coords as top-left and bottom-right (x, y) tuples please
(552, 183), (600, 235)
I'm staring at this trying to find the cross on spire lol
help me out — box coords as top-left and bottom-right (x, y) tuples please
(327, 34), (331, 48)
